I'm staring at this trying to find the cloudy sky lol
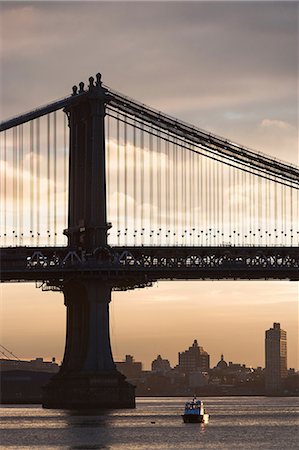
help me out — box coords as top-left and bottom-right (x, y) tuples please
(1, 1), (298, 369)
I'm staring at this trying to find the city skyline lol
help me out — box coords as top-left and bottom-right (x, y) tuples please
(1, 321), (294, 375)
(1, 2), (298, 372)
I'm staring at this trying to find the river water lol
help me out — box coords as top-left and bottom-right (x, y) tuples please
(0, 397), (298, 449)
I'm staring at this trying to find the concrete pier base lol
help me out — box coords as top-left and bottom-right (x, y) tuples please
(43, 371), (135, 409)
(42, 279), (135, 409)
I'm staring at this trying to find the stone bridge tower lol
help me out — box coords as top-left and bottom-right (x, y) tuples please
(42, 75), (135, 409)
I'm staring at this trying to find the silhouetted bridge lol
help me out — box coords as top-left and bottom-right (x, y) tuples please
(1, 73), (298, 408)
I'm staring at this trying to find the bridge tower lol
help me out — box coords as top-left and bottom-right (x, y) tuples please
(42, 75), (135, 408)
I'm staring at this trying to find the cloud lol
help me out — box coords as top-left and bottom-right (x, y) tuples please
(260, 119), (294, 130)
(1, 1), (297, 167)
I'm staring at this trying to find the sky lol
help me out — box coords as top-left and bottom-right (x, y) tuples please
(0, 1), (298, 370)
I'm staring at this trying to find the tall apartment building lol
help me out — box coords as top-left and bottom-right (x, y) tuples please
(178, 339), (210, 373)
(265, 322), (287, 393)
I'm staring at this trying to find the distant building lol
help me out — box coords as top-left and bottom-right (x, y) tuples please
(151, 355), (171, 374)
(227, 362), (249, 372)
(1, 370), (55, 404)
(0, 357), (59, 373)
(0, 357), (59, 404)
(189, 370), (209, 388)
(178, 340), (210, 373)
(215, 354), (228, 370)
(115, 355), (142, 380)
(265, 322), (287, 393)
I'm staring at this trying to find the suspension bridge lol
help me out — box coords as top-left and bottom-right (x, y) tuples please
(1, 73), (298, 408)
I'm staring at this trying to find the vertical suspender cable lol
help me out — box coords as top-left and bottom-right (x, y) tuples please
(238, 168), (241, 245)
(173, 137), (177, 245)
(64, 112), (67, 234)
(253, 171), (256, 246)
(184, 142), (187, 245)
(124, 114), (128, 246)
(264, 178), (269, 246)
(165, 137), (169, 244)
(204, 152), (209, 245)
(213, 160), (217, 246)
(280, 185), (285, 245)
(297, 186), (299, 245)
(208, 156), (211, 245)
(221, 158), (224, 244)
(176, 136), (179, 244)
(140, 121), (144, 245)
(30, 121), (34, 243)
(181, 142), (185, 244)
(106, 113), (110, 221)
(4, 131), (7, 244)
(228, 166), (233, 244)
(244, 169), (247, 245)
(258, 174), (262, 246)
(237, 167), (240, 245)
(157, 129), (161, 246)
(269, 177), (271, 246)
(19, 125), (23, 245)
(53, 111), (57, 246)
(216, 161), (219, 246)
(270, 176), (273, 246)
(271, 178), (275, 246)
(163, 139), (169, 244)
(36, 118), (40, 246)
(198, 149), (201, 245)
(13, 127), (17, 243)
(149, 128), (153, 245)
(233, 165), (236, 244)
(133, 118), (137, 245)
(116, 112), (120, 244)
(283, 184), (286, 246)
(190, 145), (194, 246)
(180, 142), (183, 244)
(243, 169), (246, 245)
(47, 114), (51, 245)
(189, 145), (193, 244)
(249, 170), (252, 246)
(290, 184), (293, 246)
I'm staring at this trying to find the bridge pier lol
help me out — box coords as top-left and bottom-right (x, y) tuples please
(42, 279), (135, 409)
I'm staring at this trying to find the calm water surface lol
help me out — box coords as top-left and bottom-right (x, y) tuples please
(0, 397), (298, 449)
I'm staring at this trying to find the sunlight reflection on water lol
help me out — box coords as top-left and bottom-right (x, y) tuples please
(1, 397), (298, 449)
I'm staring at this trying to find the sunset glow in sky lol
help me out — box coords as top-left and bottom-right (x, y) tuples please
(0, 1), (298, 370)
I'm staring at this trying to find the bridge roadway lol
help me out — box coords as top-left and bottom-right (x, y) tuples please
(1, 245), (299, 286)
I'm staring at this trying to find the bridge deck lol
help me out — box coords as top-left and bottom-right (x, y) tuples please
(1, 246), (298, 285)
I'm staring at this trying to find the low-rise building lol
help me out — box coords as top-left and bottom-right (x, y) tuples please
(0, 357), (59, 373)
(115, 355), (142, 380)
(151, 355), (171, 374)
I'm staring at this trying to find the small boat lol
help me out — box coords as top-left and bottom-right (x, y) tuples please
(182, 397), (209, 423)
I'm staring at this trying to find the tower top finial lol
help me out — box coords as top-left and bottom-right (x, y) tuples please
(79, 81), (85, 93)
(96, 73), (102, 86)
(89, 76), (95, 89)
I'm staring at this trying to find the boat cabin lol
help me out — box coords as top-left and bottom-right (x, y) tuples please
(184, 399), (205, 415)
